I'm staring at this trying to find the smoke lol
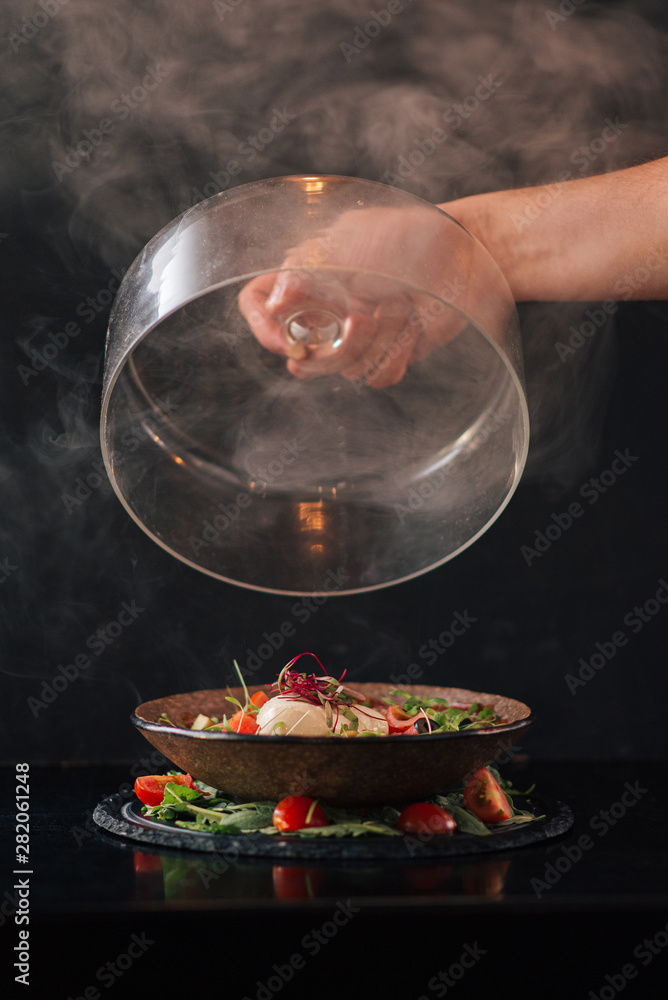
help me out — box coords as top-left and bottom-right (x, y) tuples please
(3, 1), (666, 250)
(1, 0), (667, 757)
(2, 0), (666, 489)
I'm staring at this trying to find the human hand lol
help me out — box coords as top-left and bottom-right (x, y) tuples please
(238, 206), (467, 388)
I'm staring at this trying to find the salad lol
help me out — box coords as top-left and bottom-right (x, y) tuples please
(156, 653), (508, 738)
(134, 765), (542, 839)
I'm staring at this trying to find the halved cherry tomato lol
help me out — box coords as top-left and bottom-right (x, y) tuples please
(386, 704), (418, 733)
(250, 690), (270, 711)
(134, 773), (200, 807)
(227, 710), (259, 734)
(397, 802), (456, 835)
(272, 796), (329, 832)
(463, 768), (513, 824)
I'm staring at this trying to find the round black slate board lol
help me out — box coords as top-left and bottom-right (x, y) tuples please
(93, 794), (573, 860)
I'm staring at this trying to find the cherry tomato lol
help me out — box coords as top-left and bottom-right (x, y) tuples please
(397, 802), (457, 834)
(272, 796), (329, 832)
(463, 768), (513, 823)
(397, 802), (456, 835)
(134, 773), (199, 807)
(250, 690), (270, 711)
(228, 710), (259, 734)
(386, 704), (418, 733)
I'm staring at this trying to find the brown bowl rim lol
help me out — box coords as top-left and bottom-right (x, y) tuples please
(131, 683), (533, 744)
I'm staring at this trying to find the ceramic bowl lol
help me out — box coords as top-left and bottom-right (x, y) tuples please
(131, 683), (532, 806)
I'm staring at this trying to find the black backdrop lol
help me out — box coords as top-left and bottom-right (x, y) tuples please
(1, 0), (667, 764)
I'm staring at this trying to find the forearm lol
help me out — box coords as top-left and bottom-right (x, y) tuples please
(439, 158), (668, 302)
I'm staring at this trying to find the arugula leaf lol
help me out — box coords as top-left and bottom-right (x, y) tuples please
(494, 812), (545, 826)
(377, 805), (402, 825)
(449, 805), (494, 835)
(224, 800), (277, 812)
(215, 810), (275, 833)
(139, 768), (543, 841)
(193, 779), (223, 798)
(162, 782), (204, 804)
(170, 803), (275, 833)
(297, 821), (402, 838)
(435, 794), (492, 836)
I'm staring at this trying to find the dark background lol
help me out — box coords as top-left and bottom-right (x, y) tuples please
(1, 0), (667, 764)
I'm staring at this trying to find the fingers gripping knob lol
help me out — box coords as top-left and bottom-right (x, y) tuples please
(283, 308), (344, 359)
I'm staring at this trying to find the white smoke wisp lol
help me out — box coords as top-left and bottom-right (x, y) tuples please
(1, 0), (666, 494)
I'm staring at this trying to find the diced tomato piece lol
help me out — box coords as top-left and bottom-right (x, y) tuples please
(228, 710), (259, 734)
(386, 704), (418, 733)
(250, 690), (270, 711)
(134, 773), (200, 807)
(272, 796), (329, 832)
(463, 768), (513, 823)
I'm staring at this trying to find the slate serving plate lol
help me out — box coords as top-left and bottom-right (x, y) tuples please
(92, 793), (573, 860)
(131, 684), (532, 806)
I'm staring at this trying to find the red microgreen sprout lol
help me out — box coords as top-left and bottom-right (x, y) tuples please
(273, 653), (351, 707)
(270, 654), (386, 734)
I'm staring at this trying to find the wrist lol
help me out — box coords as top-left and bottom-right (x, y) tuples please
(438, 158), (668, 303)
(438, 188), (558, 302)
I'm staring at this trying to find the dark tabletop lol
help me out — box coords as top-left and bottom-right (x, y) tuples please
(2, 759), (667, 998)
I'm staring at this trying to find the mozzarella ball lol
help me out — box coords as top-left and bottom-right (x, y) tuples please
(256, 697), (331, 736)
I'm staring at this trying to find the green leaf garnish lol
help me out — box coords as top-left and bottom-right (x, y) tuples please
(225, 695), (245, 713)
(138, 769), (543, 840)
(232, 658), (252, 712)
(157, 712), (187, 729)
